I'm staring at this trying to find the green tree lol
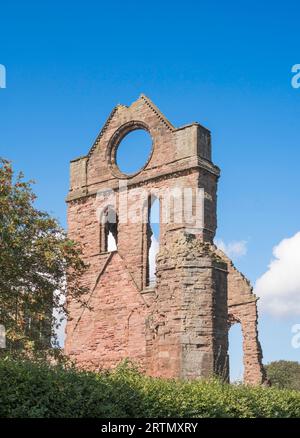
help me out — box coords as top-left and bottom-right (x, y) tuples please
(265, 360), (300, 390)
(0, 158), (88, 356)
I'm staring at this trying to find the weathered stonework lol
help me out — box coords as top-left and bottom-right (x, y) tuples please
(64, 95), (265, 384)
(146, 232), (228, 379)
(215, 249), (267, 384)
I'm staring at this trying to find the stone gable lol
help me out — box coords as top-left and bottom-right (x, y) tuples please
(65, 95), (265, 384)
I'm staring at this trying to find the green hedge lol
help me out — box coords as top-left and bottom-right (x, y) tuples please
(1, 357), (300, 418)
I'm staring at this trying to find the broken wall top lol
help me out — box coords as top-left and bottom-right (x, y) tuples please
(67, 94), (220, 202)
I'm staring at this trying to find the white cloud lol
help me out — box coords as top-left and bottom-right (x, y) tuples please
(215, 239), (247, 259)
(149, 234), (159, 284)
(255, 231), (300, 317)
(107, 231), (117, 251)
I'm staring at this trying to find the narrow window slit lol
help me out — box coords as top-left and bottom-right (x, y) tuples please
(146, 196), (160, 287)
(101, 206), (118, 253)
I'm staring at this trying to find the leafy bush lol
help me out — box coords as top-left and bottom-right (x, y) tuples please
(265, 361), (300, 391)
(1, 357), (300, 418)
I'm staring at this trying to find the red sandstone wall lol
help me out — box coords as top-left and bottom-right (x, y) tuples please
(65, 252), (147, 370)
(215, 248), (266, 384)
(65, 95), (265, 385)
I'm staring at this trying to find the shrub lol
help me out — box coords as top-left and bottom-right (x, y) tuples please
(1, 357), (300, 418)
(265, 361), (300, 391)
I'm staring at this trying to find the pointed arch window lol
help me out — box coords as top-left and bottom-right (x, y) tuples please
(146, 196), (160, 287)
(100, 206), (118, 253)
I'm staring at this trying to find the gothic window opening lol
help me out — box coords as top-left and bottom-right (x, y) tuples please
(146, 196), (160, 287)
(101, 206), (118, 252)
(228, 315), (244, 383)
(115, 128), (152, 176)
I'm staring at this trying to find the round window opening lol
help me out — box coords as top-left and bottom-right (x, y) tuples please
(116, 129), (152, 175)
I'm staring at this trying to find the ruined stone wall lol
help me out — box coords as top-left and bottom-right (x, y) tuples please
(65, 251), (148, 370)
(65, 95), (265, 385)
(146, 232), (228, 380)
(215, 248), (266, 384)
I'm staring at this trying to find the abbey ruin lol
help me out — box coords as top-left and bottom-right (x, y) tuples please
(65, 95), (266, 384)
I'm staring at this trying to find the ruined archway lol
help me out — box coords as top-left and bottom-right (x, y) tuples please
(216, 248), (267, 385)
(65, 95), (265, 384)
(228, 314), (244, 382)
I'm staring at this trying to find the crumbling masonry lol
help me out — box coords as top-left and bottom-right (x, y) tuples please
(65, 95), (266, 384)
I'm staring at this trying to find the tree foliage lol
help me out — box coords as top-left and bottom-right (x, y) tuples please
(265, 360), (300, 391)
(0, 158), (88, 355)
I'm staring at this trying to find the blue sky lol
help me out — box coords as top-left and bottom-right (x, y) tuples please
(0, 0), (300, 380)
